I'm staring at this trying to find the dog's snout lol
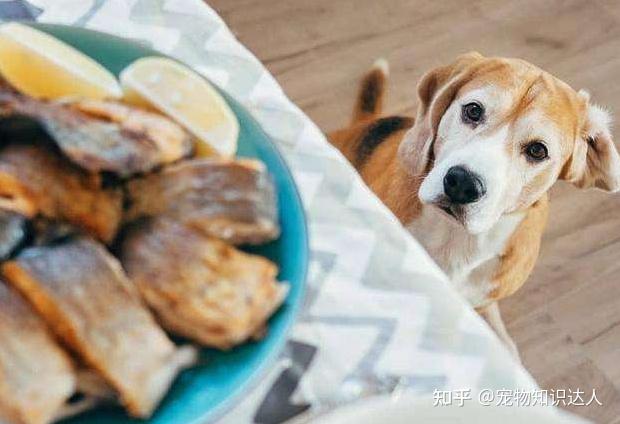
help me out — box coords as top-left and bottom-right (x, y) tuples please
(443, 166), (486, 204)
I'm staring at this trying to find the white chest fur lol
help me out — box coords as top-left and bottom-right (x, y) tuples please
(406, 206), (525, 307)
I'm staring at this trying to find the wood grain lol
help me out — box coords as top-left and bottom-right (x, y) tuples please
(209, 1), (620, 421)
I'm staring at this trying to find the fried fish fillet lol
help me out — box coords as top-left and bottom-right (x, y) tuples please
(0, 144), (122, 243)
(28, 217), (77, 247)
(0, 210), (26, 260)
(2, 238), (197, 418)
(0, 85), (192, 177)
(126, 158), (279, 245)
(0, 281), (75, 424)
(121, 219), (288, 350)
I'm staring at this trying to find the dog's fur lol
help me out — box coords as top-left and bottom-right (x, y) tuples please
(329, 53), (620, 357)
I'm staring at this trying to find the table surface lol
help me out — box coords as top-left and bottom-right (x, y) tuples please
(2, 0), (601, 423)
(209, 1), (620, 423)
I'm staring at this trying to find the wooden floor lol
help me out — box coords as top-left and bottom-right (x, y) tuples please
(209, 1), (620, 422)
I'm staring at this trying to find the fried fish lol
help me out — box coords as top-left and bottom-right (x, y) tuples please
(2, 237), (197, 418)
(121, 219), (288, 350)
(0, 85), (193, 177)
(0, 281), (75, 424)
(0, 210), (26, 260)
(0, 144), (122, 243)
(126, 158), (279, 245)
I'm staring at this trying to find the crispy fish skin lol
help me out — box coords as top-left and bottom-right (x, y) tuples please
(2, 238), (197, 418)
(126, 158), (280, 245)
(0, 144), (122, 243)
(0, 281), (75, 424)
(0, 86), (192, 177)
(122, 219), (288, 350)
(0, 210), (26, 260)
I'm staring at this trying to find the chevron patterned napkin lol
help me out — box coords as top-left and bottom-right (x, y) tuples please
(0, 1), (541, 423)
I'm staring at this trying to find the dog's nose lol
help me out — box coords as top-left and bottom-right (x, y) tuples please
(443, 166), (486, 204)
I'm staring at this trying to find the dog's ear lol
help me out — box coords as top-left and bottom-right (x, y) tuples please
(399, 51), (483, 175)
(561, 92), (620, 192)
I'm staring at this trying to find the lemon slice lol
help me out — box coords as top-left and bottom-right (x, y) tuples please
(120, 57), (239, 157)
(0, 22), (122, 99)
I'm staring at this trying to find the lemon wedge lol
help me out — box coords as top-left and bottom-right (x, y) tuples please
(120, 57), (239, 157)
(0, 22), (122, 99)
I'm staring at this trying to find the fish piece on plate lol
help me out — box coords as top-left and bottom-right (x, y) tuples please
(121, 219), (288, 349)
(2, 237), (197, 418)
(28, 217), (78, 247)
(0, 143), (122, 243)
(0, 210), (26, 259)
(0, 281), (75, 424)
(126, 158), (279, 245)
(0, 84), (193, 176)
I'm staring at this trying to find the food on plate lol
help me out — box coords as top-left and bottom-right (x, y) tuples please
(0, 281), (75, 424)
(0, 25), (290, 423)
(0, 22), (122, 99)
(125, 158), (279, 244)
(120, 56), (239, 157)
(0, 143), (123, 243)
(121, 218), (288, 349)
(28, 218), (78, 247)
(0, 210), (26, 259)
(2, 238), (198, 418)
(0, 85), (193, 176)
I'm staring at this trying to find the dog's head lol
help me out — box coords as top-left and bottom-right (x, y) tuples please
(399, 52), (620, 234)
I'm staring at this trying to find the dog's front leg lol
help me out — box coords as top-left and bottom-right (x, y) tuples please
(478, 302), (521, 363)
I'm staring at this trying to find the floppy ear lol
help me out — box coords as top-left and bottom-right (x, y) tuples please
(399, 51), (483, 175)
(561, 93), (620, 192)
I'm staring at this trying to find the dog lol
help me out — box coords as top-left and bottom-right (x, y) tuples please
(329, 52), (620, 358)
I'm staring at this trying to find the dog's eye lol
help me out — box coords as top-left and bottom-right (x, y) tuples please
(462, 102), (484, 124)
(524, 141), (549, 162)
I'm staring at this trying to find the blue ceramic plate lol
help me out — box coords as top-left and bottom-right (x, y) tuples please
(26, 23), (308, 424)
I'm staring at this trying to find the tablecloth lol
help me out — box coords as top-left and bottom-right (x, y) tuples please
(0, 1), (542, 422)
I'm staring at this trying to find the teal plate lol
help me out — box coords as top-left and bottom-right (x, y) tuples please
(26, 23), (308, 424)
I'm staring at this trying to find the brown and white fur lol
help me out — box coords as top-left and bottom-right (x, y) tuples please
(329, 52), (620, 358)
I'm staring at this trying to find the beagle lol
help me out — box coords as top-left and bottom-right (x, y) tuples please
(329, 52), (620, 358)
